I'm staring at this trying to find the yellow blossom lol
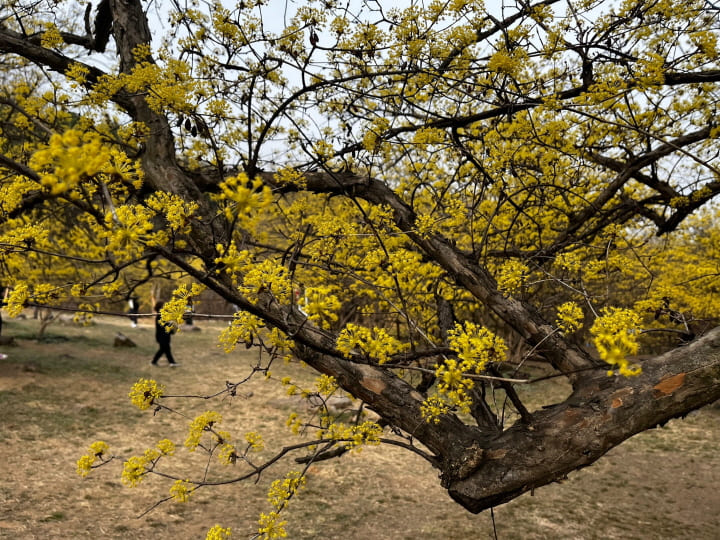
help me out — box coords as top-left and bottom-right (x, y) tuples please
(128, 378), (165, 410)
(267, 472), (306, 509)
(76, 440), (111, 477)
(556, 301), (584, 333)
(156, 439), (176, 456)
(170, 479), (194, 502)
(185, 411), (223, 451)
(76, 455), (95, 478)
(5, 283), (29, 317)
(420, 396), (452, 424)
(89, 440), (110, 457)
(244, 431), (264, 451)
(336, 323), (407, 363)
(496, 260), (529, 295)
(41, 23), (64, 48)
(121, 456), (148, 487)
(206, 525), (232, 539)
(218, 443), (238, 465)
(258, 511), (287, 539)
(590, 307), (642, 377)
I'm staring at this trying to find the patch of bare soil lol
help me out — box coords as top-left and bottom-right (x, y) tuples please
(1, 317), (719, 539)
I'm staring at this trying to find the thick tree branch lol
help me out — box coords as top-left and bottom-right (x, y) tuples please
(105, 0), (228, 256)
(0, 24), (136, 114)
(0, 152), (40, 182)
(447, 327), (720, 512)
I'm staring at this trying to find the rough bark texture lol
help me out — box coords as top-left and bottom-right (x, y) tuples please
(447, 328), (720, 511)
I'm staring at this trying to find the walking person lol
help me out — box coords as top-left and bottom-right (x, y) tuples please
(151, 302), (180, 367)
(0, 285), (6, 336)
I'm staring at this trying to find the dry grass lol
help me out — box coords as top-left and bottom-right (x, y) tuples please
(0, 315), (719, 539)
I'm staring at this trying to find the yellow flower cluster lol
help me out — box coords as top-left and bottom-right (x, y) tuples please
(0, 219), (47, 248)
(420, 396), (452, 424)
(121, 439), (176, 487)
(343, 421), (383, 449)
(146, 192), (198, 234)
(218, 443), (238, 465)
(76, 455), (95, 478)
(156, 439), (176, 456)
(447, 322), (507, 369)
(286, 412), (304, 435)
(161, 283), (206, 328)
(434, 358), (475, 414)
(41, 23), (64, 48)
(423, 323), (508, 418)
(206, 524), (232, 539)
(495, 260), (529, 295)
(590, 307), (642, 376)
(170, 479), (195, 503)
(361, 117), (390, 152)
(29, 283), (62, 304)
(258, 511), (287, 539)
(257, 470), (309, 539)
(212, 173), (273, 220)
(76, 441), (110, 477)
(218, 311), (264, 352)
(185, 411), (223, 451)
(65, 62), (90, 87)
(73, 303), (98, 326)
(99, 204), (155, 261)
(315, 374), (339, 396)
(317, 419), (383, 451)
(29, 130), (140, 196)
(336, 323), (407, 363)
(412, 127), (447, 145)
(244, 431), (264, 451)
(4, 283), (29, 317)
(214, 242), (253, 284)
(273, 167), (306, 188)
(90, 50), (200, 113)
(128, 378), (165, 410)
(121, 455), (147, 487)
(487, 47), (528, 76)
(240, 259), (292, 303)
(257, 471), (308, 537)
(414, 212), (440, 238)
(302, 286), (341, 329)
(555, 301), (584, 333)
(267, 471), (306, 509)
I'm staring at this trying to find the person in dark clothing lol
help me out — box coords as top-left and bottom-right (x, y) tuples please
(0, 285), (10, 336)
(0, 286), (6, 336)
(128, 296), (140, 327)
(151, 301), (180, 367)
(0, 287), (5, 337)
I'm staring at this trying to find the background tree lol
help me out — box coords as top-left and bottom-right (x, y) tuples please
(1, 0), (720, 531)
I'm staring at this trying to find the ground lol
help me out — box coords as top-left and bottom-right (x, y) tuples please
(0, 314), (719, 539)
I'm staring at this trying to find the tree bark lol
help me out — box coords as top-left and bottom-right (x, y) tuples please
(445, 327), (720, 512)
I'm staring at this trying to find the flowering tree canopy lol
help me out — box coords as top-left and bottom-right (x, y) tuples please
(2, 0), (720, 531)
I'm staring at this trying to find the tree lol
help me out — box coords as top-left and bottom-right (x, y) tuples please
(1, 0), (720, 533)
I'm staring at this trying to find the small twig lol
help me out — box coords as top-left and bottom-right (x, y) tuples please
(136, 496), (172, 519)
(389, 364), (530, 384)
